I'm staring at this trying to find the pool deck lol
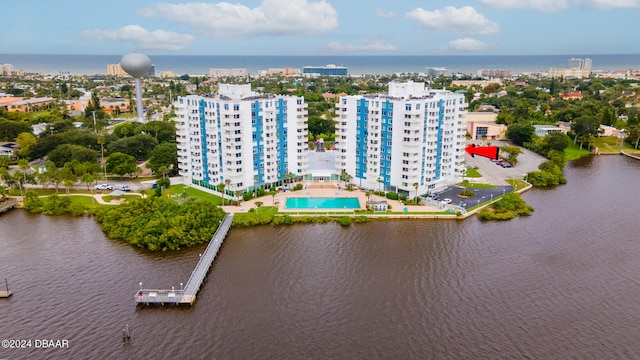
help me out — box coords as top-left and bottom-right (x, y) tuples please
(219, 181), (442, 214)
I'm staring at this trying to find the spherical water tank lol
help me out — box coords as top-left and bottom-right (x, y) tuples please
(120, 53), (151, 78)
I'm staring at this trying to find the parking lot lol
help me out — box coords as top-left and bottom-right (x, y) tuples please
(463, 141), (547, 185)
(428, 142), (547, 209)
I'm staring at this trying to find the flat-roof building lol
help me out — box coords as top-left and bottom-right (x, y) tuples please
(303, 64), (347, 77)
(175, 84), (308, 194)
(335, 81), (467, 195)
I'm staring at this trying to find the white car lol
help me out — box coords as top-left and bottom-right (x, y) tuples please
(442, 198), (452, 204)
(95, 184), (113, 190)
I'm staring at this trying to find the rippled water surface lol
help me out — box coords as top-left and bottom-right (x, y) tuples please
(2, 155), (640, 359)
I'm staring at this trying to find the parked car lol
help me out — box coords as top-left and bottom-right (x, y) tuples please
(501, 162), (513, 168)
(442, 198), (452, 204)
(115, 184), (131, 191)
(95, 184), (113, 190)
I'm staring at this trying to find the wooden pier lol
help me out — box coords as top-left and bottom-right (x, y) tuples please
(621, 150), (640, 161)
(135, 214), (233, 306)
(0, 198), (17, 215)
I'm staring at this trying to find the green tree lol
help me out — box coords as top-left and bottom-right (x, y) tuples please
(500, 145), (522, 166)
(506, 124), (535, 146)
(14, 132), (37, 158)
(106, 152), (137, 178)
(106, 134), (158, 160)
(543, 132), (570, 153)
(571, 116), (600, 148)
(218, 182), (226, 206)
(63, 179), (74, 195)
(47, 144), (99, 168)
(81, 173), (96, 205)
(147, 142), (178, 174)
(0, 120), (31, 142)
(139, 121), (176, 143)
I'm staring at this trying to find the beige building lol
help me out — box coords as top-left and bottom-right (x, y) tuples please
(452, 79), (502, 88)
(107, 64), (128, 77)
(464, 112), (505, 140)
(548, 67), (591, 78)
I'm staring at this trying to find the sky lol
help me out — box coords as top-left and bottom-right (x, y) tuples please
(2, 0), (640, 56)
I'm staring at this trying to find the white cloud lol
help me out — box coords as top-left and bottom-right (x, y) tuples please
(579, 0), (640, 9)
(138, 0), (338, 38)
(375, 8), (396, 18)
(327, 38), (396, 53)
(479, 0), (640, 12)
(79, 25), (195, 51)
(478, 0), (569, 12)
(406, 6), (500, 35)
(444, 38), (496, 53)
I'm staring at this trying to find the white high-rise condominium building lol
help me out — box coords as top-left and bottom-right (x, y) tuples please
(334, 81), (467, 196)
(568, 57), (592, 69)
(175, 84), (308, 195)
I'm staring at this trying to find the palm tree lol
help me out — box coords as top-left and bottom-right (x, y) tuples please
(18, 159), (30, 184)
(64, 179), (74, 196)
(158, 165), (168, 178)
(12, 171), (25, 198)
(97, 136), (106, 180)
(255, 201), (263, 214)
(413, 182), (419, 203)
(82, 173), (96, 206)
(269, 189), (277, 206)
(366, 189), (373, 202)
(377, 177), (382, 193)
(224, 178), (231, 203)
(218, 182), (226, 206)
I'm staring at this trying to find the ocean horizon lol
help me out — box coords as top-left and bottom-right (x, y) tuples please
(2, 53), (640, 76)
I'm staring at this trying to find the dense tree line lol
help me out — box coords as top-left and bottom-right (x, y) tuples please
(95, 196), (226, 251)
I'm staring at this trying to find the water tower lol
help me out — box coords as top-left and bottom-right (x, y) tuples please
(120, 53), (152, 123)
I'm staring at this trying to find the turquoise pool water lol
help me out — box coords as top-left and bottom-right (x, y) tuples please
(286, 197), (360, 209)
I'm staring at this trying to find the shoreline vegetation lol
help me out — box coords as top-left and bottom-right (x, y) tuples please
(4, 149), (637, 250)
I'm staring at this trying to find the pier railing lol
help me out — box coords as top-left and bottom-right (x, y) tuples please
(135, 214), (234, 306)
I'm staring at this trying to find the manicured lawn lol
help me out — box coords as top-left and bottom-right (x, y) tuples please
(67, 195), (105, 208)
(465, 167), (482, 178)
(167, 184), (223, 205)
(565, 143), (592, 161)
(507, 179), (529, 191)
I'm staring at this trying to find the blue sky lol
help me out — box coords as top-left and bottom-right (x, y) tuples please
(2, 0), (640, 56)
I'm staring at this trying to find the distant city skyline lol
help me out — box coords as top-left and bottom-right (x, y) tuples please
(3, 0), (640, 56)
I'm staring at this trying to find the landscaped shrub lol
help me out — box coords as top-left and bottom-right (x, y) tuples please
(338, 217), (352, 226)
(293, 183), (303, 191)
(385, 192), (398, 200)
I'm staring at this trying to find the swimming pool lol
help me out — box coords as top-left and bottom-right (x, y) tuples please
(285, 197), (361, 209)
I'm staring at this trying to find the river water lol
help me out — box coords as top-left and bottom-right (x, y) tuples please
(1, 155), (640, 359)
